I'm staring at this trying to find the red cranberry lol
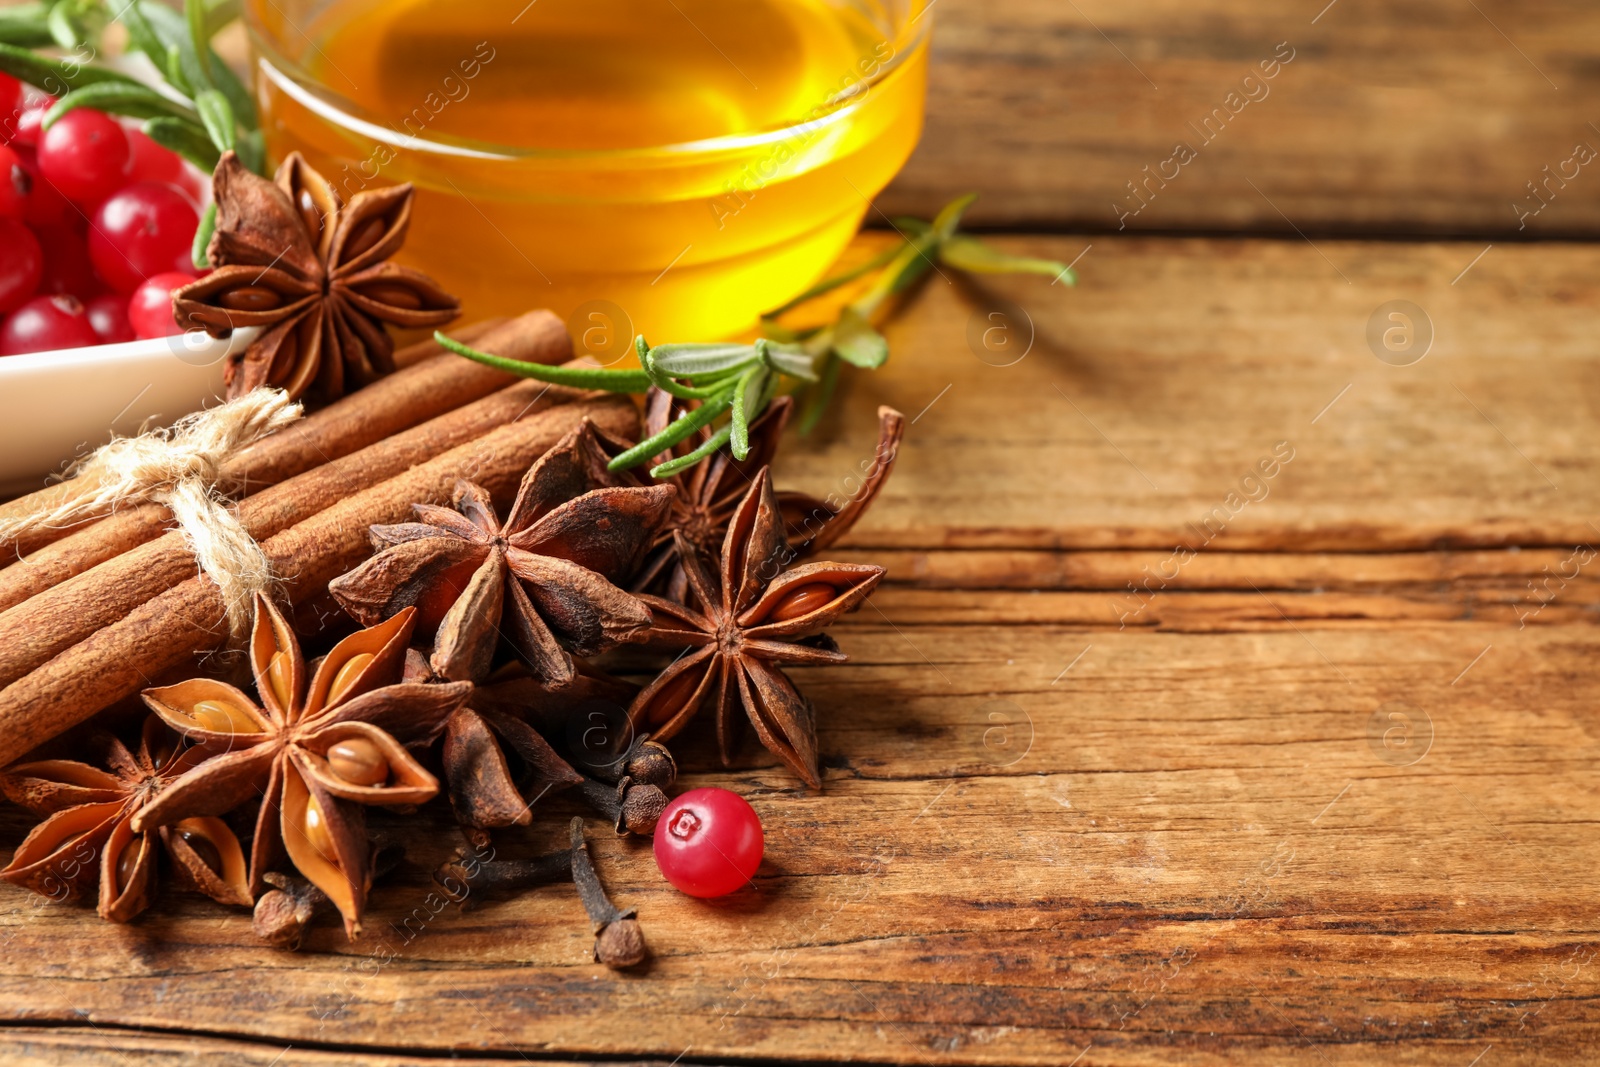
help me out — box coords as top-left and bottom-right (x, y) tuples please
(0, 293), (99, 355)
(0, 143), (28, 218)
(86, 292), (135, 344)
(33, 224), (99, 300)
(127, 271), (196, 339)
(7, 97), (52, 149)
(653, 787), (764, 898)
(0, 218), (42, 314)
(125, 128), (188, 189)
(13, 149), (76, 230)
(89, 183), (198, 293)
(37, 109), (129, 206)
(0, 75), (22, 144)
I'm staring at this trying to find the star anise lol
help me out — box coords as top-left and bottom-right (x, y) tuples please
(624, 391), (790, 602)
(626, 467), (883, 788)
(620, 392), (904, 603)
(131, 594), (471, 937)
(174, 151), (460, 402)
(0, 716), (251, 922)
(329, 423), (676, 689)
(437, 664), (585, 833)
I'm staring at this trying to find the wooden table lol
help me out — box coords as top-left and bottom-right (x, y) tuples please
(5, 2), (1600, 1065)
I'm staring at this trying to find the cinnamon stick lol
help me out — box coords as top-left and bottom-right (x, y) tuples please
(0, 376), (590, 690)
(0, 312), (561, 583)
(0, 394), (640, 767)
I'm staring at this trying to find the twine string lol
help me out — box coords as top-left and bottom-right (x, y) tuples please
(0, 389), (302, 642)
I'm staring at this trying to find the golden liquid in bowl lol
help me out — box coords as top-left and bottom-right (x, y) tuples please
(247, 0), (928, 343)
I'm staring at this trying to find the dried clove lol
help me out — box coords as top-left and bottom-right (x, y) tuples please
(253, 836), (405, 950)
(577, 774), (668, 836)
(595, 735), (677, 789)
(432, 848), (571, 907)
(569, 817), (646, 968)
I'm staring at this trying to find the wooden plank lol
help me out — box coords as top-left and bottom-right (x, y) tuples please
(1, 233), (1594, 1065)
(883, 0), (1600, 235)
(777, 234), (1600, 551)
(0, 1028), (692, 1066)
(0, 604), (1594, 1065)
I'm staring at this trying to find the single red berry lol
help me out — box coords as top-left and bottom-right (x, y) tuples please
(653, 787), (764, 898)
(13, 149), (77, 230)
(33, 224), (99, 300)
(37, 109), (130, 206)
(86, 291), (135, 344)
(7, 97), (53, 149)
(0, 218), (42, 314)
(125, 127), (188, 189)
(0, 75), (23, 144)
(126, 270), (195, 340)
(89, 182), (198, 293)
(0, 293), (98, 355)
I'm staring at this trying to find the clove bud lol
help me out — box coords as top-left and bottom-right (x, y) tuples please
(581, 733), (677, 790)
(569, 817), (646, 969)
(253, 836), (404, 950)
(577, 774), (668, 836)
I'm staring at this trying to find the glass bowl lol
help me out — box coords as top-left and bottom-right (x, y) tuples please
(243, 0), (932, 345)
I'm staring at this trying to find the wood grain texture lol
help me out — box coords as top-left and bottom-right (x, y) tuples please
(882, 0), (1600, 235)
(780, 235), (1600, 552)
(0, 236), (1594, 1065)
(0, 597), (1593, 1065)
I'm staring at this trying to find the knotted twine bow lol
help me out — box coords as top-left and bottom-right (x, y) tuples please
(0, 390), (303, 642)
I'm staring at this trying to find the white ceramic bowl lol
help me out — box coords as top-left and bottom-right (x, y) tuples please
(0, 329), (256, 497)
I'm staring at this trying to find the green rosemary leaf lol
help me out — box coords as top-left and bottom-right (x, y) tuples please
(0, 4), (54, 48)
(117, 1), (164, 69)
(643, 365), (730, 401)
(184, 0), (214, 88)
(163, 42), (191, 96)
(638, 338), (721, 399)
(44, 81), (196, 129)
(830, 306), (888, 369)
(931, 192), (979, 241)
(46, 1), (82, 50)
(433, 331), (652, 392)
(761, 237), (910, 319)
(143, 116), (218, 167)
(136, 1), (219, 103)
(797, 351), (841, 436)
(607, 388), (735, 472)
(940, 235), (1075, 285)
(651, 423), (734, 478)
(234, 127), (264, 173)
(208, 52), (256, 133)
(729, 364), (768, 461)
(762, 342), (818, 382)
(143, 116), (220, 170)
(194, 88), (235, 152)
(647, 342), (759, 378)
(0, 41), (140, 92)
(191, 199), (216, 270)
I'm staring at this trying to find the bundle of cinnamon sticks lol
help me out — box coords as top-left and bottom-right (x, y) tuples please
(0, 311), (641, 767)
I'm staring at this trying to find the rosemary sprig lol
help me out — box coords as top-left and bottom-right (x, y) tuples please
(437, 193), (1076, 479)
(0, 0), (263, 266)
